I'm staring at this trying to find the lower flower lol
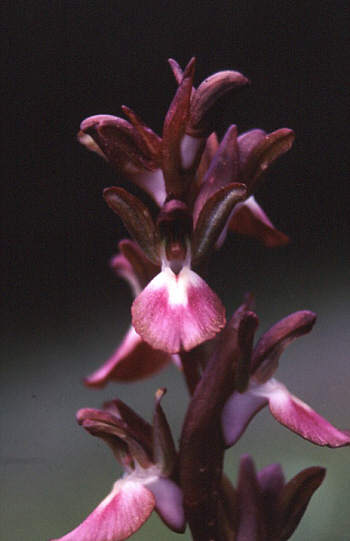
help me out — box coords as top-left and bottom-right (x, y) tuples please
(51, 395), (185, 541)
(221, 310), (350, 448)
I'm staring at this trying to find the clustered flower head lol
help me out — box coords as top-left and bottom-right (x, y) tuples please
(52, 58), (350, 541)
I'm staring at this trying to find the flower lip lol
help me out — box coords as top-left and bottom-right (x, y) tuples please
(131, 263), (226, 354)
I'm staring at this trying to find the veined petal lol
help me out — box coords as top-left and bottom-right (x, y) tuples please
(51, 479), (155, 541)
(103, 187), (160, 265)
(221, 384), (268, 447)
(84, 326), (171, 386)
(131, 266), (226, 354)
(255, 378), (350, 448)
(228, 196), (289, 247)
(192, 182), (246, 265)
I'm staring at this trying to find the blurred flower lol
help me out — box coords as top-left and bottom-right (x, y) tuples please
(222, 311), (350, 448)
(233, 454), (326, 540)
(52, 390), (185, 541)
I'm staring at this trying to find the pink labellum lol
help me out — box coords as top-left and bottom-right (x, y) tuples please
(131, 266), (226, 354)
(51, 479), (155, 541)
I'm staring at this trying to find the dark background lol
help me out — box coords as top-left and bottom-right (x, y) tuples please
(1, 2), (349, 541)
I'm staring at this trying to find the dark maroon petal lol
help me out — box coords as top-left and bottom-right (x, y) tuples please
(251, 310), (316, 382)
(51, 480), (155, 541)
(76, 408), (140, 467)
(80, 115), (166, 206)
(280, 467), (326, 540)
(235, 311), (259, 392)
(189, 71), (250, 138)
(153, 389), (177, 476)
(104, 397), (154, 460)
(121, 105), (162, 159)
(228, 196), (289, 247)
(81, 114), (160, 170)
(192, 182), (246, 265)
(131, 267), (225, 354)
(77, 401), (154, 466)
(103, 187), (160, 265)
(193, 125), (239, 223)
(239, 128), (295, 194)
(237, 129), (266, 169)
(257, 463), (285, 538)
(162, 58), (196, 198)
(235, 454), (265, 541)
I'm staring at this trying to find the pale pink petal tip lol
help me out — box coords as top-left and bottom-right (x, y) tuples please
(84, 326), (171, 386)
(51, 479), (155, 541)
(264, 379), (350, 448)
(131, 267), (226, 354)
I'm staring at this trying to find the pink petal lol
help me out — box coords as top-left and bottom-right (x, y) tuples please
(257, 378), (350, 448)
(228, 196), (289, 247)
(51, 479), (155, 541)
(221, 386), (268, 447)
(131, 267), (226, 354)
(84, 326), (172, 386)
